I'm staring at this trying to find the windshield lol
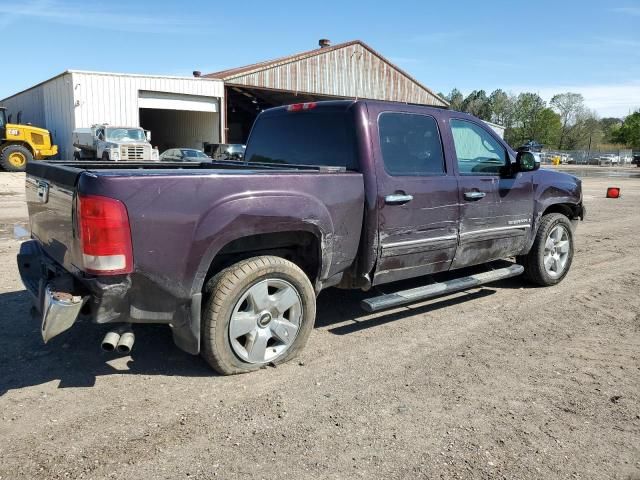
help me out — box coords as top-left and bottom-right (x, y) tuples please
(181, 149), (209, 158)
(105, 128), (146, 142)
(0, 110), (5, 127)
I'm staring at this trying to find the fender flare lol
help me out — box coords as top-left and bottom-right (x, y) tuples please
(188, 191), (335, 297)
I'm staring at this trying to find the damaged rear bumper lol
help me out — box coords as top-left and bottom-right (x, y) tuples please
(17, 240), (87, 342)
(17, 240), (201, 353)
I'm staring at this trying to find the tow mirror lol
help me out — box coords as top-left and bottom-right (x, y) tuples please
(516, 151), (540, 172)
(145, 130), (151, 142)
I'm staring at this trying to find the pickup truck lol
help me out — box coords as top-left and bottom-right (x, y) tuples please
(18, 100), (585, 375)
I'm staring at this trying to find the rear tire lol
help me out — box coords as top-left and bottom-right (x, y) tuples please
(0, 144), (33, 172)
(201, 256), (316, 375)
(518, 213), (574, 286)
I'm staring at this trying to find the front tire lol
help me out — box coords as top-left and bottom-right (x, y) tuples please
(101, 152), (110, 161)
(518, 213), (574, 286)
(0, 144), (33, 172)
(201, 256), (316, 375)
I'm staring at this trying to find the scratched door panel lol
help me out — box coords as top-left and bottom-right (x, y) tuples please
(370, 108), (460, 285)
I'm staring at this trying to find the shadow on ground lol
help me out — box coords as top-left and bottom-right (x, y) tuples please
(0, 290), (212, 396)
(0, 267), (527, 394)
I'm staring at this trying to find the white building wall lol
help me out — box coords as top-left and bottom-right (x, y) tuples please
(71, 71), (225, 150)
(43, 74), (76, 158)
(1, 84), (46, 126)
(2, 71), (225, 159)
(1, 73), (76, 156)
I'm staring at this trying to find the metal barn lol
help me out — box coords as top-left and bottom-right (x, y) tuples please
(1, 71), (224, 159)
(205, 40), (448, 144)
(1, 39), (449, 157)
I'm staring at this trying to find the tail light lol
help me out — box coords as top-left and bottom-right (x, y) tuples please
(287, 102), (317, 112)
(77, 194), (133, 274)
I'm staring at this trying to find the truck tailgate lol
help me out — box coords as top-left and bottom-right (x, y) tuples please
(25, 163), (85, 270)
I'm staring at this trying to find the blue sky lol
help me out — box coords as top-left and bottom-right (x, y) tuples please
(1, 0), (639, 117)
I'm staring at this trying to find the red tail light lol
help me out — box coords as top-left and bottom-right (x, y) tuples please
(287, 102), (317, 112)
(77, 194), (133, 274)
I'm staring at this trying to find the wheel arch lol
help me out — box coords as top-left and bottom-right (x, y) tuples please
(1, 141), (35, 155)
(203, 230), (322, 292)
(541, 202), (581, 220)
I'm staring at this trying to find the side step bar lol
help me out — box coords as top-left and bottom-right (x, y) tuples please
(361, 263), (524, 313)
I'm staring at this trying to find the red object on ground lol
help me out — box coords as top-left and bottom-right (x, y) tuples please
(606, 187), (621, 198)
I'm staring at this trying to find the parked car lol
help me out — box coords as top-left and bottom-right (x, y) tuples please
(632, 154), (640, 167)
(596, 154), (620, 166)
(160, 148), (211, 161)
(18, 100), (585, 375)
(203, 143), (246, 160)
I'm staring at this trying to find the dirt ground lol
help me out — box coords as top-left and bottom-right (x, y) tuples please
(0, 169), (638, 479)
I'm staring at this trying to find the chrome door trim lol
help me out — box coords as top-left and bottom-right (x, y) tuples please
(459, 225), (530, 238)
(382, 234), (458, 249)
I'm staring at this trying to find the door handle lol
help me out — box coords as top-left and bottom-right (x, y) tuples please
(385, 193), (413, 205)
(464, 191), (486, 201)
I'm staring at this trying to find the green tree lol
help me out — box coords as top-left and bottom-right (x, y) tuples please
(461, 90), (491, 120)
(550, 93), (585, 149)
(600, 117), (624, 144)
(564, 109), (602, 149)
(446, 88), (464, 111)
(508, 92), (547, 146)
(488, 89), (514, 127)
(533, 108), (562, 146)
(613, 111), (640, 147)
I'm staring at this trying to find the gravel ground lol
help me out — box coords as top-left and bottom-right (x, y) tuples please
(0, 170), (638, 479)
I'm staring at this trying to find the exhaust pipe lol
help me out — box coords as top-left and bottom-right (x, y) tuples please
(116, 331), (135, 354)
(101, 331), (121, 352)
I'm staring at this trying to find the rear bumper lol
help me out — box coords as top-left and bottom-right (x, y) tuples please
(17, 239), (201, 353)
(17, 240), (87, 342)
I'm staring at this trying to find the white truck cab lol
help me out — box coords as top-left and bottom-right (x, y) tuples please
(73, 124), (159, 161)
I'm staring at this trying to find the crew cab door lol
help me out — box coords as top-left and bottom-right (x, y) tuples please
(447, 118), (533, 268)
(371, 108), (459, 285)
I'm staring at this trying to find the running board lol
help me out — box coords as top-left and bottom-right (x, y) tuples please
(361, 264), (524, 313)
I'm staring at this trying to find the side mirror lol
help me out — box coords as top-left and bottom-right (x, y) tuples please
(516, 151), (540, 172)
(145, 130), (151, 142)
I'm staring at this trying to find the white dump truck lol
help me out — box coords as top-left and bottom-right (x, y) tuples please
(72, 124), (159, 161)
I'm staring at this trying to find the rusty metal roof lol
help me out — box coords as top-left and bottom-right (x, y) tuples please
(205, 40), (448, 107)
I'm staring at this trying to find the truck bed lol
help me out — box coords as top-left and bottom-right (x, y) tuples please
(25, 160), (365, 301)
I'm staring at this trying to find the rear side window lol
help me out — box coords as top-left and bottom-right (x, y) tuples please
(450, 119), (507, 175)
(378, 112), (445, 176)
(245, 109), (358, 170)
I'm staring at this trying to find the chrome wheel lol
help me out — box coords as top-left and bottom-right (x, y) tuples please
(543, 225), (571, 278)
(229, 279), (302, 364)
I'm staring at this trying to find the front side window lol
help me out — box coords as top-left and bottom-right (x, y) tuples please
(378, 112), (445, 176)
(450, 119), (506, 175)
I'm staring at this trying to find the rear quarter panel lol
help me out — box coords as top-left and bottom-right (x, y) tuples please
(77, 170), (365, 299)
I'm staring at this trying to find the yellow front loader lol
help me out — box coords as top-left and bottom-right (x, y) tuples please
(0, 107), (58, 172)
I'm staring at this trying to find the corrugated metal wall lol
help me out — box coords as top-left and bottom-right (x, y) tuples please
(224, 43), (445, 106)
(1, 72), (225, 159)
(71, 72), (224, 158)
(0, 73), (74, 156)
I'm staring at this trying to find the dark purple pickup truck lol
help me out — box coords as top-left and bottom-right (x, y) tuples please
(18, 100), (584, 374)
